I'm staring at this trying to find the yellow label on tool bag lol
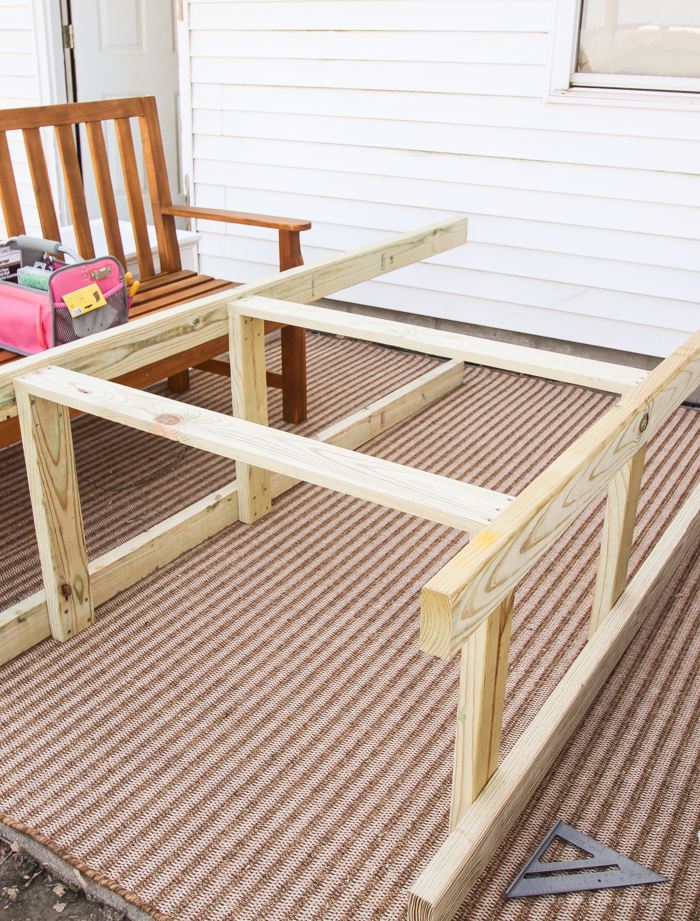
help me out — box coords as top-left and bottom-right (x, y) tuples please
(62, 283), (107, 318)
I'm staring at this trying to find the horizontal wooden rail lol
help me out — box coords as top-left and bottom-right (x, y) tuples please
(1, 357), (464, 666)
(315, 359), (464, 450)
(0, 217), (468, 421)
(14, 366), (511, 534)
(409, 472), (700, 921)
(0, 98), (145, 131)
(420, 325), (700, 660)
(234, 296), (647, 395)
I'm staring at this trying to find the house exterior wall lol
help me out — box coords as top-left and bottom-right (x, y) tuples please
(0, 0), (63, 238)
(186, 0), (700, 359)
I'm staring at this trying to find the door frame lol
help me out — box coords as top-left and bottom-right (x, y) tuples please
(29, 0), (194, 227)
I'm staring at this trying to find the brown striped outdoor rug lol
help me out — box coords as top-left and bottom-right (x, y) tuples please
(1, 332), (700, 921)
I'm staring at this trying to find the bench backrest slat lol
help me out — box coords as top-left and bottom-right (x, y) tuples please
(55, 122), (94, 260)
(0, 132), (24, 236)
(114, 117), (155, 278)
(0, 97), (178, 279)
(85, 121), (126, 270)
(23, 128), (62, 245)
(139, 97), (180, 275)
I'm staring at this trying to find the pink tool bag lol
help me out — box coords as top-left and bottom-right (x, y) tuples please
(0, 235), (129, 356)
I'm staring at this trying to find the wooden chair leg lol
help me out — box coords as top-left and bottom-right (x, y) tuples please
(167, 369), (190, 393)
(281, 325), (307, 424)
(229, 311), (271, 522)
(589, 443), (646, 638)
(449, 591), (514, 832)
(15, 390), (94, 642)
(279, 229), (307, 424)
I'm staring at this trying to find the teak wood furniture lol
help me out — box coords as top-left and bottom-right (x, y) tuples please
(0, 96), (311, 449)
(4, 217), (699, 920)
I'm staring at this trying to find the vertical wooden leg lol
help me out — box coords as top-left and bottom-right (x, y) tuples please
(449, 591), (513, 832)
(281, 325), (307, 424)
(589, 444), (646, 638)
(229, 311), (271, 523)
(167, 369), (190, 393)
(15, 390), (94, 642)
(279, 229), (307, 424)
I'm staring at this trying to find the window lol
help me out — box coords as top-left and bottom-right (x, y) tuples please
(549, 0), (700, 99)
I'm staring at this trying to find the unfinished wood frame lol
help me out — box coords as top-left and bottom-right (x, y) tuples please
(5, 215), (699, 921)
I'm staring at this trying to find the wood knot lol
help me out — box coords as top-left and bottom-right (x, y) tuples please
(155, 413), (182, 426)
(59, 583), (72, 600)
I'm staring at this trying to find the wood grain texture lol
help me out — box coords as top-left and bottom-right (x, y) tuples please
(420, 327), (700, 660)
(0, 300), (229, 421)
(13, 366), (513, 534)
(408, 475), (700, 921)
(315, 359), (464, 450)
(0, 132), (25, 236)
(449, 591), (513, 833)
(229, 314), (271, 522)
(15, 390), (93, 643)
(0, 337), (233, 451)
(235, 296), (647, 395)
(55, 123), (95, 260)
(1, 365), (443, 665)
(0, 481), (241, 667)
(243, 218), (468, 305)
(162, 204), (311, 232)
(114, 116), (155, 279)
(85, 120), (126, 269)
(280, 325), (306, 424)
(589, 443), (647, 638)
(0, 98), (144, 132)
(166, 370), (190, 393)
(278, 229), (308, 423)
(0, 218), (469, 422)
(23, 128), (61, 244)
(139, 96), (181, 274)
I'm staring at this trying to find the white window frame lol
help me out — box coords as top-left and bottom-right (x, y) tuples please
(547, 0), (700, 105)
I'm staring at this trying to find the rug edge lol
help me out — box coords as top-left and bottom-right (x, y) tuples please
(1, 813), (174, 921)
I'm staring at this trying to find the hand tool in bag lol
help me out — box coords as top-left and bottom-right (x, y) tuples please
(0, 235), (130, 355)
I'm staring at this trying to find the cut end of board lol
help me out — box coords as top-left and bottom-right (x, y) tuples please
(419, 586), (457, 660)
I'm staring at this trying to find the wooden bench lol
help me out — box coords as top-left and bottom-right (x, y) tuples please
(0, 95), (311, 449)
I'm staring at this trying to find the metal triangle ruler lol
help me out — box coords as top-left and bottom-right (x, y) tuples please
(505, 819), (667, 899)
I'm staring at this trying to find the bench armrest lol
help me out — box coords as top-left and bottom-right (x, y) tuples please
(160, 204), (311, 232)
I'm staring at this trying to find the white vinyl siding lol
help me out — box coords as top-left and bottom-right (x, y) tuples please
(0, 0), (50, 238)
(187, 0), (700, 358)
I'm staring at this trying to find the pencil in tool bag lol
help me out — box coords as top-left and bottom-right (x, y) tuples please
(0, 235), (130, 355)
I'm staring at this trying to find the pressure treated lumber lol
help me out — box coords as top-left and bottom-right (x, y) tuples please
(229, 314), (271, 522)
(234, 296), (647, 395)
(315, 359), (464, 450)
(13, 366), (512, 534)
(1, 362), (458, 666)
(15, 391), (93, 642)
(449, 592), (513, 833)
(420, 328), (700, 660)
(0, 481), (241, 665)
(408, 473), (700, 921)
(589, 444), (646, 638)
(0, 218), (468, 422)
